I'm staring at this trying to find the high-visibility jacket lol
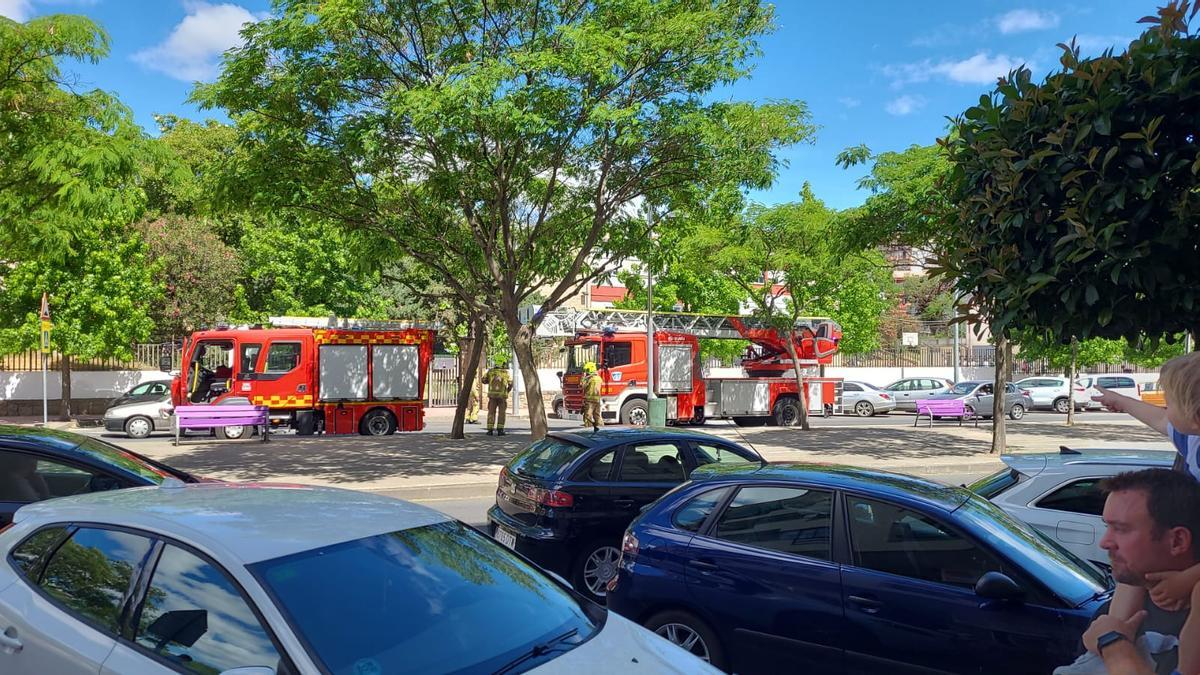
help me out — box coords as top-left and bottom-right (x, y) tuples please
(484, 367), (512, 398)
(583, 373), (602, 402)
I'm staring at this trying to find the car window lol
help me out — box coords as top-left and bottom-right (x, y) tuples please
(949, 382), (977, 395)
(1005, 383), (1018, 393)
(1099, 377), (1135, 389)
(507, 437), (590, 479)
(673, 487), (732, 533)
(136, 544), (282, 673)
(39, 527), (154, 633)
(692, 443), (756, 469)
(147, 383), (169, 396)
(618, 443), (687, 482)
(889, 380), (913, 391)
(1076, 377), (1094, 388)
(843, 383), (862, 393)
(10, 526), (71, 578)
(713, 486), (834, 561)
(129, 383), (152, 396)
(252, 522), (598, 675)
(846, 497), (1004, 589)
(978, 384), (993, 395)
(0, 451), (106, 502)
(603, 342), (633, 368)
(921, 379), (940, 390)
(583, 450), (616, 481)
(1035, 478), (1106, 517)
(264, 342), (301, 374)
(240, 344), (263, 374)
(73, 437), (175, 485)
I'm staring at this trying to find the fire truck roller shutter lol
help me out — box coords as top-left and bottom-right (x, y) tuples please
(319, 345), (369, 401)
(372, 345), (420, 399)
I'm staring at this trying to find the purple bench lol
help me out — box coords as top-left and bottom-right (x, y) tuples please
(173, 404), (270, 446)
(914, 399), (977, 428)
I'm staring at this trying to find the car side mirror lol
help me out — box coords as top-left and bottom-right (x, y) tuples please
(974, 571), (1024, 601)
(159, 354), (174, 372)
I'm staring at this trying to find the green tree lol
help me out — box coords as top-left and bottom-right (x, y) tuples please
(196, 0), (811, 439)
(1, 15), (146, 262)
(0, 223), (162, 418)
(138, 215), (243, 339)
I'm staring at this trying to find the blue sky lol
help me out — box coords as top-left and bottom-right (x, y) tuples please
(3, 0), (1152, 209)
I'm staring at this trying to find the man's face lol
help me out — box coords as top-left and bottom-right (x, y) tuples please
(1099, 489), (1185, 584)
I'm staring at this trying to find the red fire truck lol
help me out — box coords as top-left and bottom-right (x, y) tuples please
(541, 309), (842, 426)
(170, 317), (435, 437)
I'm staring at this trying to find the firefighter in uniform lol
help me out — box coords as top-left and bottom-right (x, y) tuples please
(465, 374), (481, 424)
(581, 361), (603, 431)
(483, 359), (513, 436)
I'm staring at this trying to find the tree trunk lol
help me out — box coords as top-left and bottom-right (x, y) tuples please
(786, 339), (811, 431)
(450, 318), (487, 440)
(990, 335), (1008, 454)
(1066, 336), (1078, 427)
(59, 353), (72, 421)
(506, 318), (548, 439)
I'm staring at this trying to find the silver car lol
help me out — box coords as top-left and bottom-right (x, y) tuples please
(882, 377), (953, 411)
(102, 396), (174, 439)
(1013, 376), (1096, 413)
(929, 381), (1033, 420)
(841, 381), (897, 416)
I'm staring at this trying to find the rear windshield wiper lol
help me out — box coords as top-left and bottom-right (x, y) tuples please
(494, 628), (580, 674)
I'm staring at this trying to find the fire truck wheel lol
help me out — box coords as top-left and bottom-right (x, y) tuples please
(771, 398), (803, 426)
(215, 425), (250, 440)
(620, 399), (649, 426)
(360, 409), (397, 436)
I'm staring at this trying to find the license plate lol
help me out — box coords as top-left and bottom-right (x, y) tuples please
(564, 412), (583, 422)
(495, 527), (517, 550)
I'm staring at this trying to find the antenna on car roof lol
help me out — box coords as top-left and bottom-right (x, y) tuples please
(1060, 445), (1082, 455)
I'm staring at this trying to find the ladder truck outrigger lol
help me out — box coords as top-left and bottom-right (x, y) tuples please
(537, 309), (844, 427)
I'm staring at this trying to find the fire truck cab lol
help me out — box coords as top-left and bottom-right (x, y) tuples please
(172, 318), (434, 437)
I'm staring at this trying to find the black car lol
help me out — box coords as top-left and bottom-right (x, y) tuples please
(107, 379), (173, 408)
(0, 425), (201, 526)
(487, 427), (766, 603)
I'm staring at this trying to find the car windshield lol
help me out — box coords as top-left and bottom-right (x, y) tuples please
(955, 496), (1110, 606)
(949, 382), (979, 395)
(855, 382), (883, 391)
(565, 342), (599, 373)
(253, 521), (600, 675)
(967, 468), (1021, 499)
(507, 437), (590, 479)
(73, 437), (184, 484)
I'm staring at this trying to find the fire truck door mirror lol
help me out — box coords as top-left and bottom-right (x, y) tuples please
(159, 354), (173, 373)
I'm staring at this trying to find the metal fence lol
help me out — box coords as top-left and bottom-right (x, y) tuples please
(0, 343), (183, 372)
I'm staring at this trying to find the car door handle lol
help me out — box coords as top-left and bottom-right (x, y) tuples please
(848, 595), (883, 614)
(613, 499), (635, 508)
(0, 628), (23, 654)
(688, 559), (719, 572)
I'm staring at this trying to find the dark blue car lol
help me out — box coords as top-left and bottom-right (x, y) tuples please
(607, 463), (1112, 674)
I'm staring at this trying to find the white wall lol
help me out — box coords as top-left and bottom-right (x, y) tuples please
(0, 371), (172, 400)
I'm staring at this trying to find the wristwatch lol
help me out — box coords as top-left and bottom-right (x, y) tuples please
(1097, 630), (1129, 653)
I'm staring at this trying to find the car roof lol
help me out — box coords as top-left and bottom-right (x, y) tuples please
(0, 424), (180, 481)
(0, 424), (94, 453)
(550, 426), (741, 448)
(14, 483), (451, 564)
(1001, 448), (1177, 477)
(691, 462), (970, 511)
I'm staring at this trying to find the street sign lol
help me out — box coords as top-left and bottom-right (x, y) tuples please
(40, 320), (52, 354)
(901, 332), (919, 347)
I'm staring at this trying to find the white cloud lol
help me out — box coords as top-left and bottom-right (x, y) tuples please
(131, 1), (262, 82)
(0, 0), (33, 21)
(886, 94), (925, 116)
(882, 52), (1027, 88)
(837, 97), (861, 109)
(997, 9), (1059, 34)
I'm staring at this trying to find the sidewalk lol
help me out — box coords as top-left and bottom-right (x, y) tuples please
(53, 415), (1165, 501)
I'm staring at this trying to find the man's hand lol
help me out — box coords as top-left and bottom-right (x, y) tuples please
(1147, 569), (1199, 612)
(1092, 385), (1135, 413)
(1083, 609), (1147, 653)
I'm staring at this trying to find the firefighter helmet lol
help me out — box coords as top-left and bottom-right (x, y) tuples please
(583, 361), (597, 374)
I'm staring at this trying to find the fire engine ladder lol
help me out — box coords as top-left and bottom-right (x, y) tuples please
(531, 308), (832, 339)
(268, 316), (442, 331)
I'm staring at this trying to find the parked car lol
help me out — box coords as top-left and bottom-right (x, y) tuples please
(840, 381), (895, 417)
(607, 463), (1112, 674)
(0, 483), (717, 675)
(0, 425), (200, 526)
(106, 380), (172, 408)
(102, 396), (174, 439)
(969, 447), (1175, 571)
(929, 381), (1032, 420)
(881, 377), (952, 411)
(1076, 374), (1142, 407)
(1141, 381), (1166, 407)
(1013, 376), (1095, 414)
(487, 427), (766, 603)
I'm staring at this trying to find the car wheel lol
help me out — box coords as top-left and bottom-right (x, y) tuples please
(771, 397), (802, 426)
(1053, 397), (1071, 414)
(124, 416), (153, 439)
(854, 401), (875, 417)
(573, 540), (621, 603)
(360, 409), (397, 436)
(645, 610), (727, 670)
(963, 404), (975, 419)
(215, 425), (249, 440)
(1008, 403), (1026, 420)
(554, 399), (565, 419)
(620, 399), (649, 426)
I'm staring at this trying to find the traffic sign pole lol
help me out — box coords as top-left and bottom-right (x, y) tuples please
(39, 293), (51, 426)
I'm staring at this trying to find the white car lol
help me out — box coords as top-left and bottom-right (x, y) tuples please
(969, 448), (1175, 570)
(1013, 376), (1097, 414)
(1077, 374), (1143, 408)
(0, 483), (718, 675)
